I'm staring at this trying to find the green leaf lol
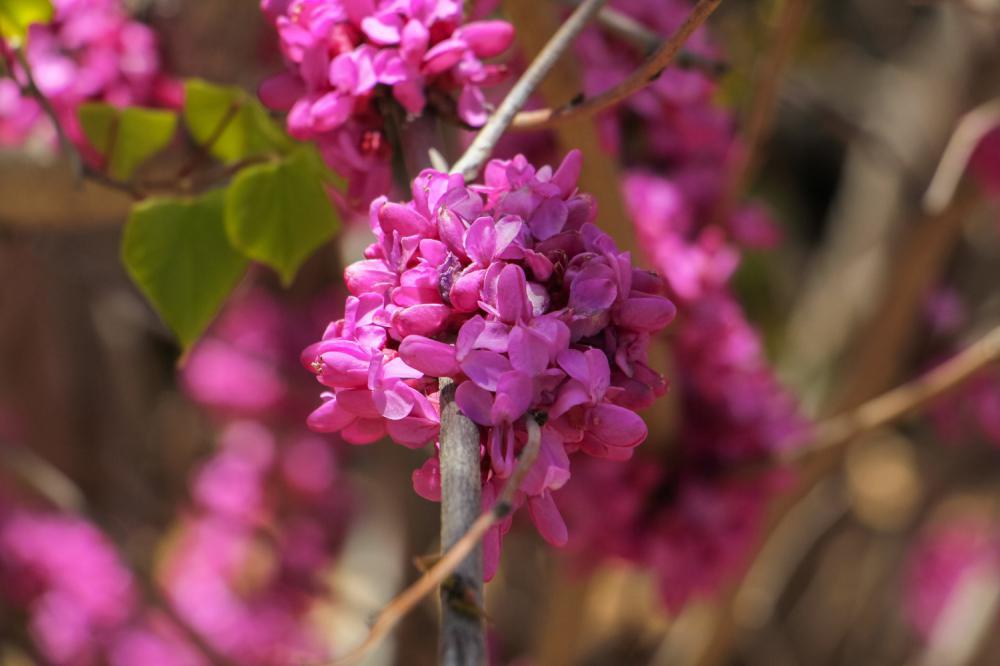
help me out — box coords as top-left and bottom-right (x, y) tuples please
(0, 0), (53, 43)
(122, 190), (248, 350)
(225, 149), (339, 285)
(79, 104), (178, 181)
(182, 78), (290, 164)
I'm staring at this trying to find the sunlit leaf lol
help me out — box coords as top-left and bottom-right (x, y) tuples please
(224, 149), (339, 285)
(182, 78), (290, 164)
(122, 189), (248, 350)
(0, 0), (53, 43)
(79, 104), (178, 181)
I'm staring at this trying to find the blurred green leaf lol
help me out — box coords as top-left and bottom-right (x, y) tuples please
(225, 149), (339, 285)
(79, 104), (178, 181)
(182, 78), (290, 164)
(122, 190), (248, 350)
(0, 0), (53, 43)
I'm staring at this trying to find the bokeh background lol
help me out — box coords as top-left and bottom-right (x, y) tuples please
(2, 0), (1000, 665)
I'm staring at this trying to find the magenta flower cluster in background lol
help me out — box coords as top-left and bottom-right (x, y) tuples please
(302, 150), (675, 577)
(172, 288), (354, 663)
(550, 0), (807, 611)
(0, 0), (177, 150)
(0, 507), (207, 666)
(260, 0), (514, 207)
(0, 289), (354, 666)
(904, 517), (1000, 642)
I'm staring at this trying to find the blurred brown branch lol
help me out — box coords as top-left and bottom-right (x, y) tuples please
(510, 0), (721, 130)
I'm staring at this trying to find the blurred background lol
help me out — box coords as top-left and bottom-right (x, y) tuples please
(1, 0), (1000, 665)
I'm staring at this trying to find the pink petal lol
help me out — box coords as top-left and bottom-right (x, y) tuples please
(528, 492), (568, 546)
(422, 39), (466, 75)
(461, 350), (511, 391)
(412, 457), (442, 501)
(454, 380), (494, 426)
(491, 371), (534, 424)
(457, 21), (515, 58)
(616, 296), (676, 332)
(306, 393), (355, 433)
(398, 335), (460, 377)
(508, 325), (549, 375)
(458, 85), (488, 127)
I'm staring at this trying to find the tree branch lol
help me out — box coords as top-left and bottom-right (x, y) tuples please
(732, 320), (1000, 479)
(804, 322), (1000, 457)
(509, 0), (722, 130)
(326, 416), (543, 666)
(449, 0), (608, 180)
(437, 377), (486, 666)
(922, 97), (1000, 214)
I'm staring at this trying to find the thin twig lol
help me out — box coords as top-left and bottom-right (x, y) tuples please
(713, 0), (808, 224)
(730, 320), (1000, 478)
(804, 323), (1000, 456)
(326, 416), (543, 666)
(923, 98), (1000, 214)
(590, 4), (728, 74)
(509, 0), (722, 130)
(449, 0), (608, 179)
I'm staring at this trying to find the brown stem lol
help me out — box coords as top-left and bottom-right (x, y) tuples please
(324, 416), (543, 666)
(437, 377), (486, 666)
(509, 0), (722, 130)
(448, 0), (608, 179)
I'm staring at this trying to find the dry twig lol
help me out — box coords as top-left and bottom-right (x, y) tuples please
(449, 0), (608, 179)
(509, 0), (722, 130)
(325, 417), (544, 666)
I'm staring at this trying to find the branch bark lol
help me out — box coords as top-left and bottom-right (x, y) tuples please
(326, 417), (543, 666)
(437, 377), (486, 666)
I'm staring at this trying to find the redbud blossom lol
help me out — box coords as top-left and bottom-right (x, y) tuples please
(303, 150), (675, 577)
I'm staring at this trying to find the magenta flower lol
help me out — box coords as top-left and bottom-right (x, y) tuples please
(0, 0), (178, 151)
(260, 0), (514, 207)
(303, 150), (675, 576)
(904, 519), (1000, 641)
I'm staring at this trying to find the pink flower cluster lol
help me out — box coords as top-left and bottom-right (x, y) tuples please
(0, 508), (206, 666)
(557, 176), (804, 610)
(0, 290), (353, 665)
(547, 0), (805, 611)
(171, 289), (354, 663)
(260, 0), (514, 206)
(303, 150), (675, 577)
(904, 518), (1000, 641)
(0, 0), (177, 149)
(164, 422), (350, 664)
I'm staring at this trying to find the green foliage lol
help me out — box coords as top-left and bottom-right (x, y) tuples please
(0, 0), (53, 43)
(109, 80), (343, 349)
(78, 104), (178, 181)
(182, 79), (291, 164)
(225, 149), (340, 285)
(122, 190), (248, 350)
